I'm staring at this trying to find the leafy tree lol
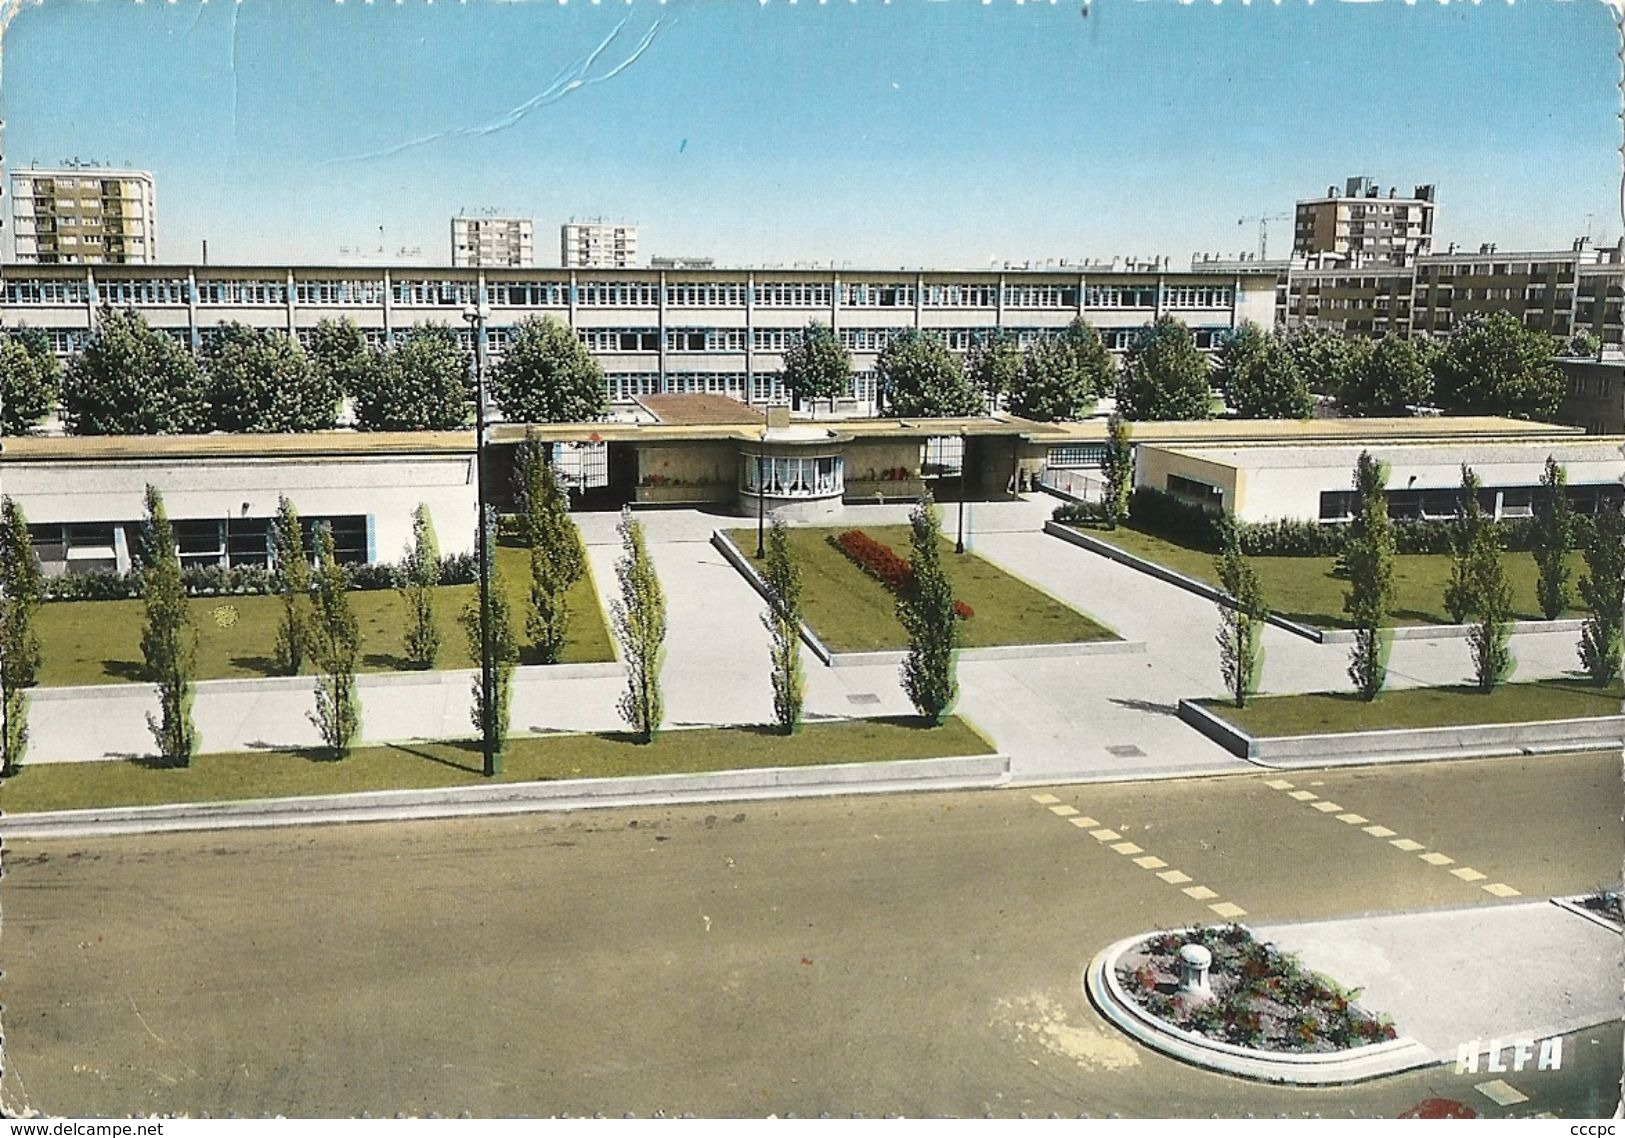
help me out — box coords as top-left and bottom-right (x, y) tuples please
(1214, 514), (1267, 708)
(1534, 457), (1575, 621)
(0, 497), (43, 776)
(271, 496), (311, 676)
(489, 315), (607, 424)
(1466, 520), (1515, 692)
(62, 308), (207, 435)
(461, 512), (518, 750)
(1283, 326), (1371, 399)
(966, 330), (1022, 409)
(140, 486), (198, 766)
(611, 508), (666, 743)
(1577, 504), (1625, 686)
(518, 434), (586, 664)
(0, 327), (61, 435)
(400, 503), (441, 669)
(1212, 322), (1269, 400)
(201, 323), (338, 433)
(1118, 316), (1212, 421)
(780, 322), (852, 412)
(760, 517), (805, 735)
(1432, 312), (1564, 421)
(876, 330), (982, 418)
(1009, 319), (1113, 421)
(1341, 335), (1433, 417)
(308, 318), (378, 406)
(1100, 410), (1133, 530)
(1342, 453), (1396, 701)
(350, 323), (471, 431)
(898, 493), (958, 723)
(1567, 330), (1603, 358)
(1228, 337), (1313, 420)
(308, 523), (362, 759)
(1444, 465), (1487, 625)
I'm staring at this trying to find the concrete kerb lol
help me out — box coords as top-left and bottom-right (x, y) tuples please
(1084, 933), (1433, 1085)
(1, 751), (1011, 840)
(1176, 697), (1625, 767)
(710, 529), (837, 665)
(1551, 896), (1625, 934)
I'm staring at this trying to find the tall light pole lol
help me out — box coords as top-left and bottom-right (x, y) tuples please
(955, 429), (967, 555)
(463, 302), (499, 777)
(756, 451), (767, 558)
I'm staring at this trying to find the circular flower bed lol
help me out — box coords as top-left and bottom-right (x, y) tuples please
(1115, 924), (1397, 1053)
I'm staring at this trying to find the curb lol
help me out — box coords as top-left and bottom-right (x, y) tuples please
(1084, 933), (1434, 1085)
(1552, 896), (1625, 934)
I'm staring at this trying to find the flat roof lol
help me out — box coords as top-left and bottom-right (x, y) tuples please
(1152, 438), (1625, 471)
(635, 394), (765, 427)
(1037, 416), (1585, 446)
(0, 431), (476, 462)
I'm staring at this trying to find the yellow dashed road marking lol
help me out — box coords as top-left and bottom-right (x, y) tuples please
(1158, 870), (1192, 885)
(1363, 825), (1397, 838)
(1133, 855), (1167, 870)
(1111, 842), (1144, 855)
(1390, 838), (1425, 852)
(1419, 852), (1455, 866)
(1483, 883), (1521, 898)
(1182, 885), (1219, 901)
(1067, 816), (1100, 829)
(1451, 867), (1487, 882)
(1288, 790), (1319, 802)
(1336, 813), (1368, 825)
(1209, 902), (1247, 919)
(1030, 794), (1060, 805)
(1263, 779), (1294, 790)
(1090, 829), (1122, 842)
(1310, 801), (1343, 813)
(1049, 805), (1079, 817)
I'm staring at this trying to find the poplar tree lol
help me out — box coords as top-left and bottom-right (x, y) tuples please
(1534, 456), (1574, 621)
(760, 517), (805, 734)
(1215, 515), (1267, 708)
(0, 497), (43, 776)
(1444, 465), (1486, 625)
(140, 486), (198, 767)
(898, 493), (958, 723)
(272, 496), (311, 675)
(308, 524), (362, 759)
(460, 519), (518, 750)
(611, 509), (666, 743)
(1467, 524), (1515, 692)
(1100, 410), (1133, 529)
(518, 434), (586, 664)
(400, 503), (441, 669)
(1577, 505), (1625, 686)
(1343, 453), (1395, 701)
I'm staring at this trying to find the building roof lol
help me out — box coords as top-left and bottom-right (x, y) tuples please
(1151, 437), (1625, 472)
(634, 393), (765, 427)
(0, 431), (475, 463)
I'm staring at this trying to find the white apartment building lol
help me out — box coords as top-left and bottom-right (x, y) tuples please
(9, 166), (157, 264)
(561, 220), (638, 269)
(451, 215), (534, 268)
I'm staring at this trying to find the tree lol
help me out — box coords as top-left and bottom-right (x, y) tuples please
(1212, 322), (1269, 400)
(1466, 520), (1515, 692)
(350, 323), (471, 431)
(1577, 504), (1625, 686)
(966, 330), (1022, 409)
(1009, 319), (1113, 421)
(400, 503), (441, 669)
(308, 523), (362, 759)
(898, 493), (958, 723)
(1100, 411), (1133, 530)
(271, 496), (311, 676)
(1341, 335), (1432, 417)
(1342, 453), (1396, 701)
(140, 486), (198, 766)
(1118, 316), (1212, 421)
(876, 330), (982, 418)
(1432, 312), (1564, 421)
(461, 513), (518, 750)
(308, 318), (378, 408)
(0, 327), (61, 435)
(611, 509), (666, 743)
(62, 308), (207, 435)
(1214, 514), (1266, 708)
(0, 497), (43, 776)
(1227, 337), (1313, 420)
(201, 322), (339, 433)
(518, 434), (586, 664)
(489, 315), (607, 424)
(780, 322), (852, 412)
(1283, 326), (1372, 399)
(1444, 465), (1487, 625)
(1534, 457), (1574, 621)
(1566, 330), (1602, 359)
(760, 517), (805, 735)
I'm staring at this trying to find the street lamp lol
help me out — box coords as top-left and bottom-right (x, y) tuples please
(955, 429), (967, 555)
(756, 452), (767, 559)
(463, 302), (499, 777)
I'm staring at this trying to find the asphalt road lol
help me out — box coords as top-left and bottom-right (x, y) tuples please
(1, 750), (1619, 1119)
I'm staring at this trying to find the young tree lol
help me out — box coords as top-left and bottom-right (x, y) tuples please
(518, 435), (587, 664)
(308, 523), (362, 758)
(1, 327), (62, 436)
(308, 318), (378, 408)
(1444, 465), (1487, 625)
(966, 329), (1022, 410)
(1100, 410), (1133, 530)
(62, 308), (208, 435)
(1466, 521), (1515, 692)
(760, 517), (805, 735)
(876, 330), (982, 417)
(780, 322), (852, 412)
(489, 315), (608, 424)
(271, 495), (311, 676)
(1342, 452), (1396, 701)
(1227, 337), (1313, 420)
(898, 493), (958, 723)
(1009, 319), (1113, 421)
(0, 497), (44, 776)
(1577, 504), (1625, 686)
(611, 509), (667, 743)
(350, 323), (471, 431)
(1214, 514), (1267, 708)
(1212, 322), (1269, 400)
(140, 486), (198, 766)
(201, 322), (339, 433)
(1340, 335), (1432, 417)
(1432, 311), (1565, 421)
(460, 516), (518, 750)
(1534, 456), (1574, 621)
(400, 503), (441, 669)
(1117, 316), (1212, 421)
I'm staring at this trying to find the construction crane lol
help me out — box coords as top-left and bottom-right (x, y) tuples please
(1237, 213), (1291, 260)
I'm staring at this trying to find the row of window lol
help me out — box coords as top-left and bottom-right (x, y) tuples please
(741, 455), (844, 498)
(27, 515), (369, 574)
(1317, 484), (1625, 523)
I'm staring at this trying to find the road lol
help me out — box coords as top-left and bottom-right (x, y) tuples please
(1, 750), (1619, 1118)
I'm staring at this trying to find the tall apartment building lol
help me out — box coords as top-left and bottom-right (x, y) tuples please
(9, 167), (156, 264)
(561, 220), (638, 269)
(1293, 176), (1436, 267)
(450, 215), (534, 268)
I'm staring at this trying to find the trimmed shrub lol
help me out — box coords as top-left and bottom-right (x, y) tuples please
(42, 552), (480, 603)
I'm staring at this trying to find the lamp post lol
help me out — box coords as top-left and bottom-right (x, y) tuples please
(955, 429), (967, 555)
(755, 451), (767, 558)
(463, 302), (499, 777)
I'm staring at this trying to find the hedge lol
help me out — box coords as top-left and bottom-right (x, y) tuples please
(42, 553), (479, 603)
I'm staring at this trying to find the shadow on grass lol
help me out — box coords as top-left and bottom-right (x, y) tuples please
(363, 652), (419, 671)
(230, 655), (281, 677)
(101, 660), (147, 681)
(384, 743), (485, 775)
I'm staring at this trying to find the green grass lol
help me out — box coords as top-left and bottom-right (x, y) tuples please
(1203, 677), (1623, 738)
(1074, 523), (1590, 630)
(0, 715), (994, 815)
(726, 524), (1117, 652)
(33, 544), (615, 688)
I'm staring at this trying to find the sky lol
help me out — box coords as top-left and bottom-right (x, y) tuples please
(0, 0), (1619, 269)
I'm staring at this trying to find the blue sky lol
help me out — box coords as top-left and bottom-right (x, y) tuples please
(1, 0), (1618, 268)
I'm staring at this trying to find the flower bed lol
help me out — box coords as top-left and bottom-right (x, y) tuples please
(1115, 924), (1397, 1053)
(830, 529), (973, 620)
(1577, 887), (1623, 928)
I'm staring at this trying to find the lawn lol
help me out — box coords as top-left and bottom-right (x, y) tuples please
(1074, 523), (1590, 630)
(32, 544), (615, 688)
(726, 524), (1117, 652)
(1201, 677), (1623, 738)
(0, 715), (994, 814)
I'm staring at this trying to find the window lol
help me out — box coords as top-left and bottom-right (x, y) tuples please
(840, 283), (916, 308)
(922, 436), (965, 476)
(392, 280), (476, 307)
(486, 281), (567, 307)
(1085, 285), (1157, 309)
(1166, 474), (1223, 510)
(1003, 284), (1077, 309)
(1319, 491), (1355, 522)
(1162, 286), (1235, 310)
(921, 283), (998, 308)
(295, 279), (386, 306)
(665, 282), (746, 307)
(576, 281), (659, 307)
(752, 282), (832, 308)
(579, 328), (659, 353)
(666, 328), (747, 353)
(2, 280), (91, 305)
(838, 327), (897, 353)
(1049, 444), (1108, 469)
(741, 454), (844, 498)
(196, 280), (289, 305)
(97, 279), (189, 305)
